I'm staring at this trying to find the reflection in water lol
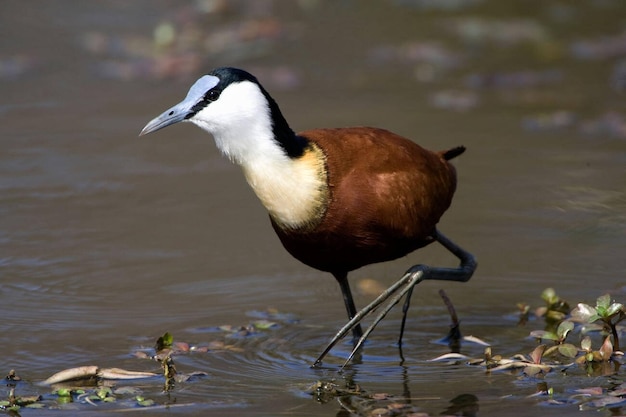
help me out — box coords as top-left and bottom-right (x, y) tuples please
(444, 394), (480, 417)
(315, 365), (481, 416)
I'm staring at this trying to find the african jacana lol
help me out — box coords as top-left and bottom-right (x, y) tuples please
(140, 67), (476, 366)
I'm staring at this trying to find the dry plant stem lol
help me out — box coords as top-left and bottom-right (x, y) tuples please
(610, 323), (620, 352)
(313, 230), (476, 368)
(439, 289), (459, 326)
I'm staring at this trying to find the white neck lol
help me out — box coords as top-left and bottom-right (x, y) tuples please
(188, 81), (328, 229)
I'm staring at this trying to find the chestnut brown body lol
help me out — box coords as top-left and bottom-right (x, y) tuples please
(271, 127), (462, 274)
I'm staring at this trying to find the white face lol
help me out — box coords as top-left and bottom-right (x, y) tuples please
(189, 80), (280, 165)
(189, 81), (269, 136)
(141, 75), (282, 166)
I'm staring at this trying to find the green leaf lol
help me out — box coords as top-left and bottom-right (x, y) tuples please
(541, 288), (557, 304)
(557, 343), (579, 358)
(581, 336), (592, 352)
(557, 320), (574, 339)
(524, 365), (543, 377)
(529, 330), (558, 340)
(96, 387), (112, 400)
(136, 397), (155, 407)
(596, 294), (611, 309)
(544, 345), (559, 357)
(55, 388), (71, 398)
(607, 303), (624, 317)
(56, 396), (72, 405)
(156, 332), (174, 351)
(546, 310), (566, 323)
(252, 320), (277, 330)
(571, 303), (599, 323)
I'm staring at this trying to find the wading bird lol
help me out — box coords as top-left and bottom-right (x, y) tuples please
(140, 67), (476, 367)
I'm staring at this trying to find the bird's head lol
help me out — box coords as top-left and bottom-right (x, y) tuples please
(140, 67), (296, 163)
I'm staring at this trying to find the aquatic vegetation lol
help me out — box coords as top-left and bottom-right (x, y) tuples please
(308, 289), (626, 415)
(571, 294), (626, 352)
(4, 293), (626, 415)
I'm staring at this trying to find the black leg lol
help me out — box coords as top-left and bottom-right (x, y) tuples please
(398, 285), (415, 348)
(314, 230), (476, 368)
(333, 271), (363, 341)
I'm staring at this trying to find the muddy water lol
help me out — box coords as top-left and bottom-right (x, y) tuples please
(2, 1), (626, 416)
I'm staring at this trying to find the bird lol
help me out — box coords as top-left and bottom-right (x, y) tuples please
(140, 67), (476, 366)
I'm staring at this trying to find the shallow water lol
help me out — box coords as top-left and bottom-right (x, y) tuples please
(2, 1), (626, 415)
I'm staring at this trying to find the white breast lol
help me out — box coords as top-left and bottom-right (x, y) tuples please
(187, 80), (328, 229)
(242, 145), (328, 229)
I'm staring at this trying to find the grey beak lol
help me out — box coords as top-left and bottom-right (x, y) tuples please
(139, 102), (190, 136)
(139, 74), (221, 136)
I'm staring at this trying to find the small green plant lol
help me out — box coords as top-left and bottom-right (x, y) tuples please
(524, 289), (625, 370)
(530, 320), (578, 358)
(571, 294), (625, 352)
(535, 288), (571, 327)
(155, 332), (174, 352)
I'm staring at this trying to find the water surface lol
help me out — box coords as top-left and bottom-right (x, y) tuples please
(2, 1), (626, 415)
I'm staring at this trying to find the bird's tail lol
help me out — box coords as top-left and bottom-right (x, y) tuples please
(441, 146), (466, 161)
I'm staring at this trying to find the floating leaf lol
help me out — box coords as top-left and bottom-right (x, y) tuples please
(55, 388), (72, 397)
(557, 343), (579, 358)
(571, 303), (599, 323)
(136, 396), (155, 407)
(529, 330), (558, 340)
(252, 320), (278, 330)
(524, 365), (544, 377)
(56, 396), (72, 405)
(95, 387), (112, 400)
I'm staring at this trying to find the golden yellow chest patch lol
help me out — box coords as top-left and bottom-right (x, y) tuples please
(242, 143), (328, 230)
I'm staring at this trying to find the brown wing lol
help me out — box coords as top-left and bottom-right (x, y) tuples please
(272, 127), (460, 273)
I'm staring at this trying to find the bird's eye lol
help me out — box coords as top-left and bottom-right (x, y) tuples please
(206, 89), (220, 102)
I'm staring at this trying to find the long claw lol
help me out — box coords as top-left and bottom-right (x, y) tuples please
(340, 269), (426, 369)
(312, 271), (414, 367)
(313, 229), (476, 368)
